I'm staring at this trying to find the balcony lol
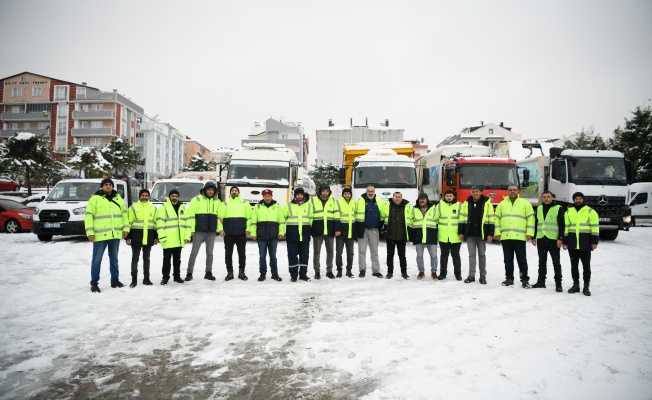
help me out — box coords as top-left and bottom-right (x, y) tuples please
(1, 128), (50, 138)
(1, 112), (51, 121)
(76, 91), (117, 101)
(72, 110), (115, 120)
(71, 127), (115, 137)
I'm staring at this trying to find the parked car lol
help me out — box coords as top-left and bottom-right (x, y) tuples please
(0, 177), (20, 192)
(0, 198), (34, 233)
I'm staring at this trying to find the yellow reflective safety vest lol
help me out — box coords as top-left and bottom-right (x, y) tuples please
(494, 196), (535, 240)
(250, 200), (286, 239)
(337, 197), (357, 239)
(411, 203), (438, 244)
(155, 199), (191, 249)
(563, 205), (599, 251)
(284, 198), (313, 242)
(127, 200), (157, 245)
(310, 196), (340, 237)
(536, 204), (562, 240)
(436, 201), (463, 244)
(84, 190), (128, 241)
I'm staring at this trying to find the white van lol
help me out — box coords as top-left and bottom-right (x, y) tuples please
(628, 182), (652, 226)
(150, 178), (207, 207)
(32, 179), (131, 241)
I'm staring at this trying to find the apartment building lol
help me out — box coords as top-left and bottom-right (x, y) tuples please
(137, 115), (185, 181)
(436, 122), (521, 147)
(184, 138), (213, 166)
(244, 117), (308, 167)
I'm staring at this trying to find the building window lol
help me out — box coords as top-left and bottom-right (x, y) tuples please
(24, 123), (31, 129)
(91, 121), (103, 129)
(81, 104), (89, 112)
(77, 87), (86, 98)
(58, 121), (67, 134)
(57, 105), (68, 118)
(90, 137), (103, 146)
(38, 122), (48, 129)
(12, 87), (22, 96)
(91, 104), (103, 111)
(10, 106), (20, 114)
(489, 129), (494, 135)
(32, 86), (42, 96)
(56, 137), (67, 152)
(8, 123), (18, 130)
(54, 86), (69, 101)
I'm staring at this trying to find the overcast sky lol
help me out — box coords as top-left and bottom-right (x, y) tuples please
(1, 0), (650, 163)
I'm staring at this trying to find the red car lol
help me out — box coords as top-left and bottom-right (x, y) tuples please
(0, 177), (20, 192)
(0, 198), (34, 233)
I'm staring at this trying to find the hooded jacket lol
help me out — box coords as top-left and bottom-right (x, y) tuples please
(84, 189), (128, 241)
(251, 199), (286, 240)
(411, 200), (438, 245)
(187, 186), (222, 233)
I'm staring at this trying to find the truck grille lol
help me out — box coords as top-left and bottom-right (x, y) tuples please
(583, 196), (626, 217)
(39, 210), (71, 222)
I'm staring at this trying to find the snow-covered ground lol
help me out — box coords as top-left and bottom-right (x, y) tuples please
(1, 228), (651, 399)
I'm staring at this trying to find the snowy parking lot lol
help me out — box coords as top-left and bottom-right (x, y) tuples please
(1, 228), (651, 399)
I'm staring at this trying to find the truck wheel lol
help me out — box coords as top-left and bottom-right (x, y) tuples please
(599, 230), (619, 241)
(4, 219), (20, 233)
(37, 234), (53, 242)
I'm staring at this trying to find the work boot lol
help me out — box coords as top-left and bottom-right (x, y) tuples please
(326, 271), (335, 279)
(401, 272), (409, 280)
(184, 273), (193, 282)
(336, 268), (343, 278)
(111, 280), (125, 288)
(431, 272), (438, 280)
(464, 275), (475, 283)
(522, 280), (531, 289)
(417, 272), (425, 280)
(299, 276), (311, 282)
(346, 268), (354, 278)
(258, 273), (266, 282)
(568, 281), (580, 293)
(91, 284), (101, 293)
(359, 270), (366, 278)
(173, 276), (184, 284)
(225, 271), (234, 281)
(479, 274), (487, 285)
(372, 272), (384, 278)
(314, 271), (321, 280)
(160, 278), (169, 285)
(502, 279), (514, 286)
(204, 272), (216, 281)
(238, 268), (248, 281)
(455, 275), (463, 281)
(143, 276), (153, 285)
(555, 282), (563, 292)
(291, 277), (298, 282)
(582, 283), (591, 297)
(385, 273), (393, 279)
(531, 280), (546, 288)
(271, 274), (282, 281)
(130, 278), (137, 288)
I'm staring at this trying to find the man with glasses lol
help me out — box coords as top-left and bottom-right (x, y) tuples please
(494, 185), (535, 288)
(531, 191), (565, 292)
(354, 185), (388, 278)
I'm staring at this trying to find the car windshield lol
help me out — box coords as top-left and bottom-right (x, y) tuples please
(459, 164), (520, 189)
(353, 166), (417, 188)
(227, 164), (290, 185)
(46, 182), (108, 201)
(0, 199), (28, 210)
(151, 182), (204, 203)
(568, 157), (628, 186)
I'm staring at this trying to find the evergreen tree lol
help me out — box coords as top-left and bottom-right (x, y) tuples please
(563, 126), (608, 150)
(183, 154), (214, 172)
(608, 105), (652, 181)
(308, 163), (340, 187)
(100, 137), (144, 177)
(0, 132), (56, 195)
(68, 145), (112, 179)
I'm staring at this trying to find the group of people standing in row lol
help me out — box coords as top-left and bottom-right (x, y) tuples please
(85, 178), (599, 297)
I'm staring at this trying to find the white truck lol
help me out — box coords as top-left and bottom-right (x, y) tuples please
(32, 178), (132, 241)
(340, 148), (421, 204)
(516, 142), (634, 240)
(225, 143), (304, 206)
(150, 178), (208, 207)
(628, 182), (652, 226)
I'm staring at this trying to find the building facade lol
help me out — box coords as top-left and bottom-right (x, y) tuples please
(1, 72), (143, 158)
(136, 115), (185, 182)
(244, 117), (308, 167)
(184, 138), (213, 166)
(436, 122), (521, 148)
(315, 118), (404, 166)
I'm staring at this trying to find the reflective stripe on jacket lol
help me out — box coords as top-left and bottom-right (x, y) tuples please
(220, 195), (252, 235)
(251, 200), (286, 239)
(155, 199), (191, 249)
(536, 204), (561, 240)
(563, 206), (599, 250)
(354, 195), (388, 238)
(436, 201), (463, 244)
(411, 203), (438, 245)
(494, 196), (534, 240)
(84, 191), (128, 241)
(458, 198), (495, 241)
(337, 197), (357, 239)
(187, 194), (222, 233)
(284, 199), (312, 242)
(127, 201), (157, 245)
(310, 196), (341, 237)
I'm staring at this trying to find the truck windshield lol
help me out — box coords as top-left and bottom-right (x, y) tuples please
(151, 182), (204, 203)
(227, 162), (290, 187)
(46, 182), (125, 201)
(353, 166), (417, 188)
(568, 157), (628, 186)
(459, 165), (519, 189)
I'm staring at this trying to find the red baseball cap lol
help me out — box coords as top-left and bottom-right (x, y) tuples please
(262, 189), (273, 196)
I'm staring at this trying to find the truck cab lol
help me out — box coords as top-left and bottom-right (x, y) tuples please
(150, 179), (208, 207)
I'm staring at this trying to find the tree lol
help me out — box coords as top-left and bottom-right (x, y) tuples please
(67, 145), (112, 178)
(0, 132), (56, 195)
(183, 154), (214, 172)
(608, 105), (652, 182)
(563, 126), (608, 150)
(100, 137), (144, 177)
(308, 163), (340, 188)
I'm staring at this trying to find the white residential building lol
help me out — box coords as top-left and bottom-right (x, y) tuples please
(437, 122), (521, 147)
(136, 115), (185, 182)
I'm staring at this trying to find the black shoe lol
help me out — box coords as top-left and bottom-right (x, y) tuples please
(582, 283), (591, 297)
(185, 273), (193, 282)
(299, 276), (311, 282)
(91, 284), (101, 293)
(173, 276), (184, 284)
(502, 279), (514, 286)
(464, 276), (475, 283)
(336, 269), (343, 278)
(271, 274), (283, 281)
(455, 276), (462, 281)
(568, 281), (580, 293)
(479, 275), (487, 285)
(238, 269), (248, 281)
(161, 279), (169, 285)
(326, 271), (335, 279)
(372, 272), (384, 278)
(385, 273), (393, 279)
(438, 275), (447, 280)
(531, 280), (545, 288)
(359, 270), (366, 278)
(555, 282), (563, 292)
(291, 277), (298, 282)
(346, 268), (354, 278)
(258, 274), (266, 282)
(522, 280), (531, 289)
(111, 280), (125, 288)
(225, 271), (234, 281)
(314, 271), (321, 280)
(401, 273), (409, 280)
(143, 277), (153, 285)
(130, 280), (137, 288)
(204, 272), (216, 281)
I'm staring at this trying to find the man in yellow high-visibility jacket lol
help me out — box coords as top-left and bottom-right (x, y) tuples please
(336, 188), (356, 278)
(126, 188), (158, 288)
(531, 190), (565, 292)
(562, 192), (599, 296)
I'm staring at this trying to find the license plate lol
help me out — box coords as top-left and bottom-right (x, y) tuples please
(598, 218), (610, 222)
(44, 222), (61, 228)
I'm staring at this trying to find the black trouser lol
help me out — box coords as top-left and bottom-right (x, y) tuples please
(439, 242), (461, 278)
(162, 247), (182, 279)
(224, 234), (247, 271)
(568, 248), (591, 283)
(501, 239), (529, 281)
(536, 237), (562, 283)
(287, 240), (310, 279)
(386, 239), (407, 274)
(336, 236), (355, 269)
(130, 242), (152, 279)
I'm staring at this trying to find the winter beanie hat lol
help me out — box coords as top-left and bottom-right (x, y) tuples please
(294, 187), (305, 197)
(572, 192), (585, 200)
(169, 189), (180, 197)
(100, 178), (114, 187)
(139, 189), (150, 197)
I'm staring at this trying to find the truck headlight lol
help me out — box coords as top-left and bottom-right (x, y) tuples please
(624, 215), (632, 223)
(73, 207), (86, 215)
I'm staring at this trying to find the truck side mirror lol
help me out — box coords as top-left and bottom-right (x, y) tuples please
(521, 169), (530, 188)
(445, 168), (454, 186)
(422, 168), (430, 185)
(339, 167), (346, 185)
(626, 160), (635, 183)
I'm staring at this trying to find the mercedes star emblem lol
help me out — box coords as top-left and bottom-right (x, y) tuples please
(598, 195), (608, 206)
